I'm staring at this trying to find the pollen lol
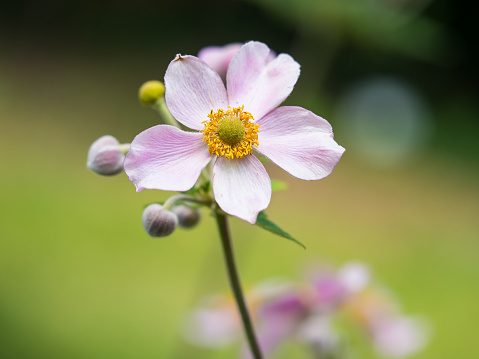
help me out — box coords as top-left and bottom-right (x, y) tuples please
(201, 106), (260, 160)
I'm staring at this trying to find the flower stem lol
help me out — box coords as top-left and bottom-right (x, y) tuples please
(215, 212), (263, 359)
(153, 97), (180, 128)
(162, 194), (212, 210)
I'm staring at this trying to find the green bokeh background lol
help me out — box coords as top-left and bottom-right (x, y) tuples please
(1, 0), (478, 358)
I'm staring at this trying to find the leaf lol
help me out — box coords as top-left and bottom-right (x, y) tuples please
(255, 211), (306, 249)
(271, 179), (288, 192)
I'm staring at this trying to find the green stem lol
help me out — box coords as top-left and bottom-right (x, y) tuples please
(153, 97), (180, 128)
(162, 194), (212, 210)
(215, 212), (263, 359)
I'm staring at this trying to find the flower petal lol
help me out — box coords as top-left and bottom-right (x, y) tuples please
(227, 41), (300, 121)
(164, 54), (228, 131)
(124, 125), (211, 192)
(256, 106), (345, 180)
(212, 155), (271, 224)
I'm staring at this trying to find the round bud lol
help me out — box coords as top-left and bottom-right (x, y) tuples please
(171, 205), (201, 229)
(87, 135), (125, 176)
(139, 80), (165, 106)
(142, 204), (178, 237)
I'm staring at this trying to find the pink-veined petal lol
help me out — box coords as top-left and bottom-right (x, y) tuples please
(164, 54), (228, 131)
(124, 125), (211, 192)
(256, 106), (345, 180)
(227, 41), (300, 121)
(212, 155), (271, 224)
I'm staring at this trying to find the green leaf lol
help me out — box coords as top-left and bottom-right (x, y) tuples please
(255, 211), (306, 249)
(271, 179), (288, 192)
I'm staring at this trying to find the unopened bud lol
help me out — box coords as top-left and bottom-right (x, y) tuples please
(171, 205), (201, 229)
(87, 135), (126, 176)
(139, 80), (165, 106)
(142, 203), (178, 237)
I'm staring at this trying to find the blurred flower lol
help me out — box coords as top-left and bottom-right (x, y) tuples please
(197, 43), (242, 80)
(182, 280), (296, 349)
(124, 41), (344, 224)
(182, 295), (239, 347)
(372, 316), (428, 358)
(344, 288), (429, 358)
(87, 135), (129, 176)
(183, 262), (429, 359)
(198, 43), (276, 80)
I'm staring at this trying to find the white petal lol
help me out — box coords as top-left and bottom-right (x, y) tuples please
(165, 54), (228, 131)
(124, 125), (211, 192)
(212, 155), (271, 224)
(227, 41), (300, 121)
(257, 106), (345, 180)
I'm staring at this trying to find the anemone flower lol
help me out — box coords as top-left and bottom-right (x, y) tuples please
(124, 41), (345, 223)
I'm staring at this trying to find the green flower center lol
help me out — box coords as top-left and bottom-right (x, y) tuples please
(216, 115), (245, 145)
(201, 106), (260, 160)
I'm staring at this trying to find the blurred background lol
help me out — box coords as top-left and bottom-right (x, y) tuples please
(1, 0), (478, 358)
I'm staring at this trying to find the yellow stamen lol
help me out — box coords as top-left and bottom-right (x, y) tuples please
(201, 106), (260, 160)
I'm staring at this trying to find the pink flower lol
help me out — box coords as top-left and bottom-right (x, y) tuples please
(197, 43), (243, 79)
(198, 42), (276, 80)
(371, 317), (428, 358)
(124, 41), (345, 223)
(184, 263), (428, 358)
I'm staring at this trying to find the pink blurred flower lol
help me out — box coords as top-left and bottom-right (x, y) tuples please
(198, 43), (276, 80)
(371, 317), (428, 358)
(182, 280), (296, 349)
(184, 263), (428, 359)
(245, 263), (370, 357)
(182, 295), (240, 347)
(124, 41), (344, 223)
(198, 43), (243, 79)
(344, 287), (429, 358)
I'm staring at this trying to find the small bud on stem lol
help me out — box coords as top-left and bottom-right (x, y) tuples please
(142, 204), (178, 237)
(139, 80), (165, 106)
(171, 205), (201, 229)
(87, 135), (128, 176)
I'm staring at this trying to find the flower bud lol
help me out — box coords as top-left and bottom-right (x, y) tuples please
(87, 135), (125, 176)
(142, 203), (178, 237)
(171, 205), (201, 229)
(139, 80), (165, 106)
